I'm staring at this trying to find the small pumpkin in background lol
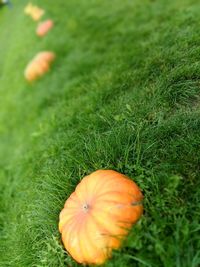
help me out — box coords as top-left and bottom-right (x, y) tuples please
(24, 51), (55, 82)
(36, 19), (54, 37)
(24, 2), (45, 21)
(59, 170), (143, 265)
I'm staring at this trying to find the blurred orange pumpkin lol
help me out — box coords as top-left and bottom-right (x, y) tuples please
(59, 170), (143, 265)
(24, 51), (55, 82)
(36, 19), (54, 37)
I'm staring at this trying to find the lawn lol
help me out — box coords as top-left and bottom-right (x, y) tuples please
(0, 0), (200, 266)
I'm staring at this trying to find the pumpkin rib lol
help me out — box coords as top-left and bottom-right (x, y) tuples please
(91, 212), (123, 252)
(91, 209), (127, 238)
(75, 175), (99, 204)
(96, 170), (130, 183)
(95, 191), (140, 204)
(64, 193), (80, 208)
(78, 218), (100, 264)
(63, 209), (89, 250)
(94, 201), (143, 222)
(59, 211), (77, 232)
(88, 212), (122, 253)
(61, 216), (78, 244)
(102, 178), (142, 194)
(81, 174), (91, 200)
(86, 218), (108, 264)
(83, 218), (99, 263)
(85, 170), (122, 196)
(94, 198), (143, 208)
(86, 214), (112, 264)
(64, 218), (85, 263)
(94, 178), (141, 199)
(62, 204), (79, 211)
(96, 188), (139, 197)
(61, 208), (83, 236)
(80, 170), (131, 199)
(73, 222), (86, 263)
(88, 174), (105, 197)
(88, 212), (110, 237)
(93, 202), (142, 225)
(75, 180), (88, 202)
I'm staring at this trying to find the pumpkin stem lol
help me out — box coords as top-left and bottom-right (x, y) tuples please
(131, 200), (143, 206)
(82, 203), (90, 212)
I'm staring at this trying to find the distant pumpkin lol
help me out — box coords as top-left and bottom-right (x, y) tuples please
(24, 51), (55, 82)
(24, 3), (45, 21)
(59, 170), (143, 265)
(36, 19), (54, 37)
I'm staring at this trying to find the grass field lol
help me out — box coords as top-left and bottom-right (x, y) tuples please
(0, 0), (200, 266)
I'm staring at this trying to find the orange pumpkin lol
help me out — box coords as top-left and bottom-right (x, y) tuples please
(59, 170), (143, 265)
(36, 19), (54, 37)
(24, 51), (55, 82)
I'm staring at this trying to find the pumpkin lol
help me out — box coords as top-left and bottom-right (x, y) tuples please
(36, 19), (54, 37)
(24, 3), (45, 21)
(59, 170), (143, 265)
(24, 51), (55, 82)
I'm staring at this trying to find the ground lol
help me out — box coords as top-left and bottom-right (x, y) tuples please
(0, 0), (200, 266)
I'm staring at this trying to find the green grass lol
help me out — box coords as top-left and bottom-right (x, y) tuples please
(0, 0), (200, 266)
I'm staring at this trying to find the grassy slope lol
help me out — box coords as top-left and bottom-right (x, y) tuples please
(0, 0), (200, 266)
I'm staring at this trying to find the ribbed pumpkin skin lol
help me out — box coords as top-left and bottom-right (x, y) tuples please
(59, 170), (143, 265)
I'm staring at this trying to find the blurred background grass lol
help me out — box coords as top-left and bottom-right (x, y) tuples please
(0, 0), (200, 266)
